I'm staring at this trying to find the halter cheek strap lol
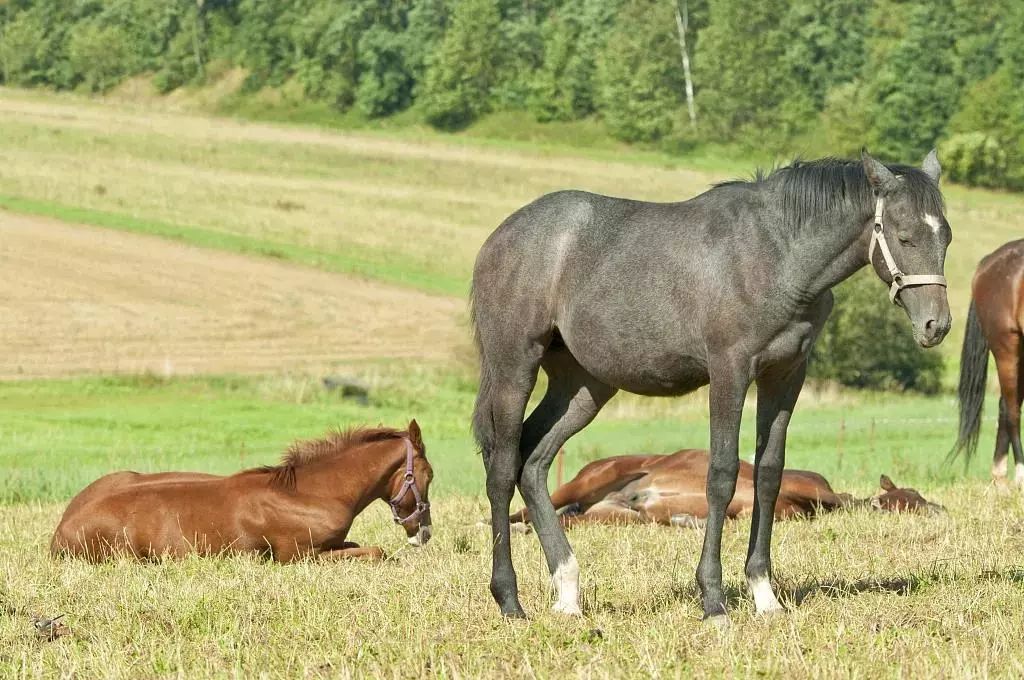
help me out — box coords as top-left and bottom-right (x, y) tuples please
(389, 438), (429, 525)
(868, 197), (947, 304)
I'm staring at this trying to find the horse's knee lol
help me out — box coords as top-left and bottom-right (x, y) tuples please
(486, 464), (518, 503)
(706, 458), (740, 499)
(518, 457), (552, 502)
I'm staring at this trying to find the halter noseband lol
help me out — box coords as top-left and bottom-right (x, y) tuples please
(868, 196), (947, 304)
(389, 438), (429, 525)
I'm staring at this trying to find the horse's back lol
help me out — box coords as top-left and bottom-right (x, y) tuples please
(52, 472), (234, 560)
(974, 239), (1024, 334)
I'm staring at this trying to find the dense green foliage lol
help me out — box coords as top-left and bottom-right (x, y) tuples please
(1, 0), (1022, 187)
(809, 271), (944, 394)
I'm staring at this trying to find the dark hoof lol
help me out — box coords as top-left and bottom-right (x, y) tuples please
(501, 605), (528, 619)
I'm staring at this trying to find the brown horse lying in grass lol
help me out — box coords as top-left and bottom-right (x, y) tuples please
(52, 421), (432, 562)
(510, 449), (942, 529)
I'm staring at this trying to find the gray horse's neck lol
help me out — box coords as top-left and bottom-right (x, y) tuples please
(780, 198), (874, 306)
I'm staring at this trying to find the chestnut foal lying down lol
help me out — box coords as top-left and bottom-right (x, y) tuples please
(52, 421), (433, 562)
(510, 449), (942, 529)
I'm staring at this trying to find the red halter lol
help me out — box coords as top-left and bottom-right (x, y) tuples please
(389, 438), (429, 524)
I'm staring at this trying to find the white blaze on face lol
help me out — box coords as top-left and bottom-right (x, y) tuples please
(748, 575), (783, 614)
(924, 213), (943, 234)
(551, 554), (581, 615)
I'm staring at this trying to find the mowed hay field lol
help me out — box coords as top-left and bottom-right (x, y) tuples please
(0, 213), (464, 379)
(3, 88), (1024, 677)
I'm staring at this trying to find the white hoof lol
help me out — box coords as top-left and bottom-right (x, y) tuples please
(551, 601), (582, 616)
(551, 555), (581, 617)
(749, 576), (784, 614)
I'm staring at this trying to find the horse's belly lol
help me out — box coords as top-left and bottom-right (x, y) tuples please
(570, 340), (709, 396)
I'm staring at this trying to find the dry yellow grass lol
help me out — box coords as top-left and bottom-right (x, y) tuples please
(0, 212), (465, 379)
(2, 487), (1024, 678)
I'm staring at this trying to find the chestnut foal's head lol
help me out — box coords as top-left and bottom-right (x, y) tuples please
(871, 474), (944, 515)
(388, 419), (434, 547)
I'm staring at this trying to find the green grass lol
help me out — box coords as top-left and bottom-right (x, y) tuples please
(1, 88), (1022, 677)
(0, 368), (998, 506)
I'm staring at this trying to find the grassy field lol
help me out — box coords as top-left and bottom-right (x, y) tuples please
(1, 87), (1022, 319)
(1, 88), (1023, 677)
(4, 490), (1024, 677)
(0, 369), (1000, 504)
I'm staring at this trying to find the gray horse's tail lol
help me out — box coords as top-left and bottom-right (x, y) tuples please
(470, 281), (495, 457)
(952, 300), (989, 463)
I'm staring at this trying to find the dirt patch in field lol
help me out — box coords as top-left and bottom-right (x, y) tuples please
(0, 212), (467, 378)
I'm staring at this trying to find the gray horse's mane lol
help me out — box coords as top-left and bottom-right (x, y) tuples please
(715, 157), (945, 231)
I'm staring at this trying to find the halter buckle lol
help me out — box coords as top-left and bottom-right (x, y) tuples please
(388, 438), (430, 525)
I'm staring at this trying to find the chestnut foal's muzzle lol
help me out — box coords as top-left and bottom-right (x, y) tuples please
(389, 438), (429, 525)
(868, 197), (947, 304)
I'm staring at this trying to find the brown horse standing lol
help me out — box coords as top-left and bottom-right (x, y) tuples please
(52, 421), (433, 562)
(954, 240), (1024, 486)
(509, 449), (942, 528)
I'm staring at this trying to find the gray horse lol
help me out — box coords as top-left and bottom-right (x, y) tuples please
(470, 150), (951, 626)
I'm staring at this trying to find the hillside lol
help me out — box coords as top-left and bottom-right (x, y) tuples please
(1, 89), (1022, 369)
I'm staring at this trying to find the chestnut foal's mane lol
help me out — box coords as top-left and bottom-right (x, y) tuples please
(259, 426), (409, 490)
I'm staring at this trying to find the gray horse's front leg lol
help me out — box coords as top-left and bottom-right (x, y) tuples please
(745, 362), (806, 614)
(695, 363), (749, 625)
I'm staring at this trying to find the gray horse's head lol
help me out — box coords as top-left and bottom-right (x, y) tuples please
(861, 149), (952, 348)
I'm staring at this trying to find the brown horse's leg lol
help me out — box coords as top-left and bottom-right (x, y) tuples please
(510, 464), (647, 525)
(993, 337), (1024, 488)
(1015, 351), (1024, 490)
(562, 499), (644, 527)
(993, 397), (1012, 487)
(319, 545), (386, 561)
(510, 472), (595, 524)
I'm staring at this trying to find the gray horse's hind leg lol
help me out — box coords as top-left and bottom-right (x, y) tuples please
(518, 349), (616, 615)
(744, 362), (806, 614)
(474, 346), (545, 618)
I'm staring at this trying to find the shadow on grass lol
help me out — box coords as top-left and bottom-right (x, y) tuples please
(572, 565), (1024, 617)
(588, 582), (746, 616)
(786, 565), (1024, 607)
(785, 575), (924, 607)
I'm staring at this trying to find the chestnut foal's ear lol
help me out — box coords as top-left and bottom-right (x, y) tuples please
(879, 474), (896, 492)
(861, 148), (899, 194)
(407, 419), (424, 451)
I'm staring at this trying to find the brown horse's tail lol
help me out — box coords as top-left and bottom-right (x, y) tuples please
(952, 300), (989, 463)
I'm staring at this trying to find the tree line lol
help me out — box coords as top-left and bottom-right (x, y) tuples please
(1, 1), (1022, 189)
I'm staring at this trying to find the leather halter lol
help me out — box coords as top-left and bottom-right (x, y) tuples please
(389, 438), (429, 524)
(868, 197), (947, 304)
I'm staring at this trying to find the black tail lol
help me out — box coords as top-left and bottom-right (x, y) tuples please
(952, 301), (989, 462)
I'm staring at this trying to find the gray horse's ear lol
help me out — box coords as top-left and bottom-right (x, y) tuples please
(922, 148), (941, 183)
(861, 148), (899, 194)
